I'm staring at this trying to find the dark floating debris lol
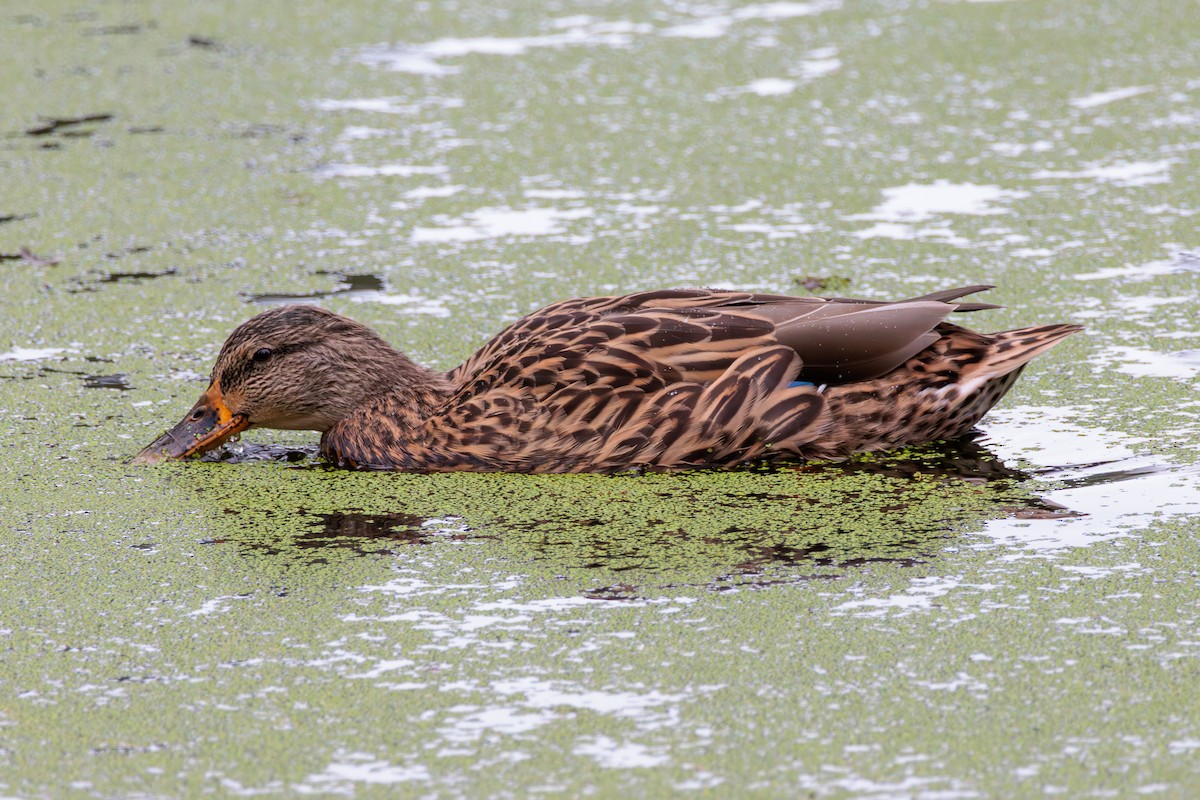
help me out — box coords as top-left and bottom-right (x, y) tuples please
(25, 113), (113, 137)
(583, 584), (643, 601)
(1008, 501), (1083, 521)
(794, 274), (851, 292)
(104, 245), (153, 259)
(82, 22), (152, 36)
(233, 123), (284, 139)
(187, 34), (219, 49)
(83, 373), (132, 391)
(247, 271), (385, 305)
(67, 264), (176, 293)
(97, 267), (176, 283)
(0, 247), (60, 266)
(0, 213), (35, 225)
(727, 541), (925, 578)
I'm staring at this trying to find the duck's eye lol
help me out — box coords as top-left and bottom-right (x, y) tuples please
(252, 348), (273, 363)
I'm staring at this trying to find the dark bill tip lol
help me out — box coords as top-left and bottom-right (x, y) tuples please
(131, 382), (249, 463)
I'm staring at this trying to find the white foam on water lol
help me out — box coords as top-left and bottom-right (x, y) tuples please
(848, 180), (1029, 223)
(1069, 85), (1154, 109)
(745, 77), (798, 96)
(401, 185), (465, 200)
(846, 181), (1028, 244)
(524, 188), (586, 199)
(1090, 346), (1200, 379)
(711, 47), (840, 97)
(345, 292), (453, 317)
(187, 595), (249, 618)
(313, 163), (449, 179)
(988, 140), (1054, 157)
(359, 2), (840, 73)
(437, 678), (694, 744)
(411, 207), (593, 243)
(337, 126), (391, 141)
(1033, 159), (1171, 188)
(977, 407), (1200, 551)
(300, 752), (430, 790)
(0, 347), (64, 362)
(489, 677), (690, 717)
(665, 1), (841, 39)
(315, 98), (417, 114)
(798, 50), (842, 80)
(830, 576), (968, 618)
(1074, 252), (1200, 282)
(357, 20), (651, 74)
(573, 736), (670, 769)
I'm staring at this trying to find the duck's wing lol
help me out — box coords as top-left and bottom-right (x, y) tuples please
(424, 334), (823, 472)
(446, 289), (753, 384)
(448, 286), (991, 385)
(410, 288), (986, 470)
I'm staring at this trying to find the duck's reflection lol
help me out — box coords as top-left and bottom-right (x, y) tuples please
(813, 434), (1030, 482)
(220, 434), (1080, 582)
(241, 512), (484, 557)
(199, 442), (318, 464)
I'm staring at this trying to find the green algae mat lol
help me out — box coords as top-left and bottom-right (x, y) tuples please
(3, 0), (1200, 796)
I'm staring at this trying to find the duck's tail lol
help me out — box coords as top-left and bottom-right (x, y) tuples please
(804, 321), (1082, 459)
(920, 323), (1083, 444)
(972, 323), (1084, 383)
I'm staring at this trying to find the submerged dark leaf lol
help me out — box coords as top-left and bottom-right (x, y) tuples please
(24, 113), (113, 136)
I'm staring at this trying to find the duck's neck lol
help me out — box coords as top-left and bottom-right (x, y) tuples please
(354, 349), (455, 425)
(386, 356), (456, 421)
(318, 348), (455, 465)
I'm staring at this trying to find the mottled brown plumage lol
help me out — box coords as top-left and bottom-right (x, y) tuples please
(134, 286), (1081, 472)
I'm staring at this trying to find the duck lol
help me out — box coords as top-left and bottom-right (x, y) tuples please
(133, 285), (1081, 472)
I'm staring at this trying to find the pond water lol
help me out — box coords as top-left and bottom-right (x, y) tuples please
(2, 0), (1199, 796)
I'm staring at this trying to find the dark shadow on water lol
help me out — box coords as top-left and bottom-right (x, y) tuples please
(230, 509), (488, 559)
(246, 271), (385, 305)
(82, 23), (150, 36)
(816, 435), (1031, 483)
(97, 267), (176, 283)
(187, 35), (220, 50)
(68, 266), (177, 293)
(1035, 459), (1172, 490)
(198, 442), (319, 465)
(0, 246), (59, 266)
(83, 373), (132, 390)
(200, 432), (1120, 590)
(23, 113), (113, 137)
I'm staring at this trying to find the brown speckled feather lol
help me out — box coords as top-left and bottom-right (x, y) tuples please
(315, 286), (1081, 472)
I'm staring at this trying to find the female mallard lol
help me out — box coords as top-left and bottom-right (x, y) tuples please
(134, 285), (1080, 472)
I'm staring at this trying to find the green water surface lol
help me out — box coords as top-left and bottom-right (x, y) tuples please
(2, 0), (1200, 796)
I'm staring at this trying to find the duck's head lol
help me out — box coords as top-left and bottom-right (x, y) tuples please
(134, 304), (426, 462)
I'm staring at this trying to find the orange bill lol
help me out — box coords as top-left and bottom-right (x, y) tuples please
(132, 381), (250, 463)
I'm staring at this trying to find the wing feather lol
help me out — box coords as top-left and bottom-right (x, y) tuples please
(409, 286), (990, 470)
